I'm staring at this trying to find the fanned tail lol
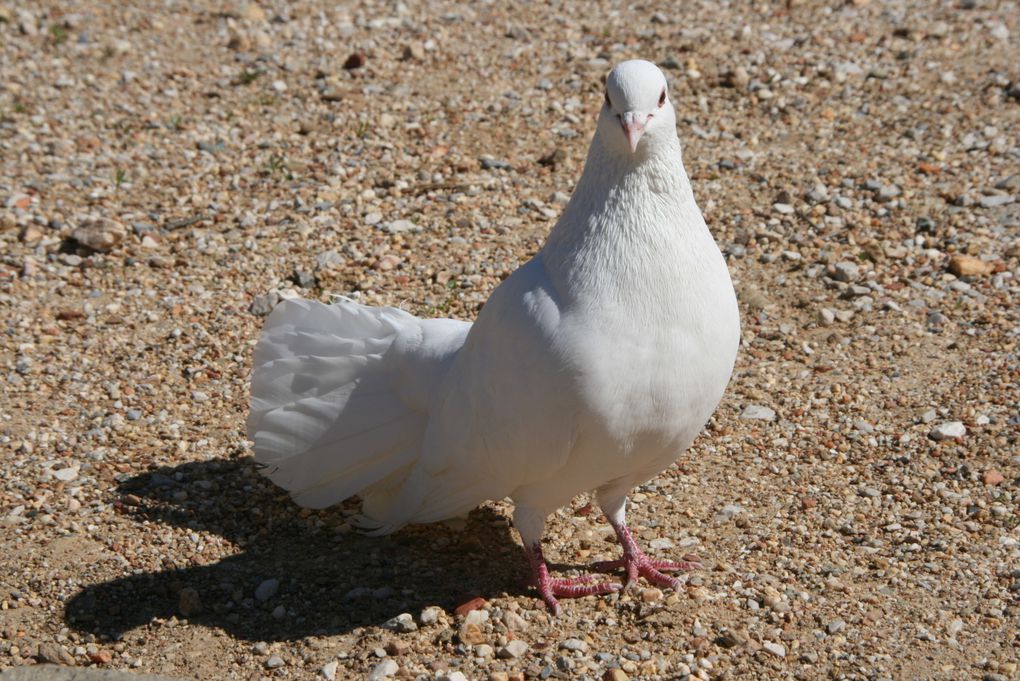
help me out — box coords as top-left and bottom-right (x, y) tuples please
(247, 298), (427, 510)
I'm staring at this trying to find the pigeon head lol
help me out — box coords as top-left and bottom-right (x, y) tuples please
(598, 60), (676, 157)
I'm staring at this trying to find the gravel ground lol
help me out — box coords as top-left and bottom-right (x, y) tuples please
(1, 1), (1018, 680)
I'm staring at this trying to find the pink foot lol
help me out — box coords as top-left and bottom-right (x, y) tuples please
(594, 523), (703, 590)
(525, 543), (621, 615)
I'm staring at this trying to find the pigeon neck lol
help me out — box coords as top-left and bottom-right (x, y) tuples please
(539, 130), (710, 300)
(589, 132), (691, 205)
(546, 132), (698, 245)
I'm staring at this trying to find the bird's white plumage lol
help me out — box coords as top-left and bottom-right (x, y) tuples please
(248, 60), (739, 554)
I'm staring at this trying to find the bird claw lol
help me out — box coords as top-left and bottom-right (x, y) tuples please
(598, 523), (704, 591)
(592, 555), (704, 574)
(539, 576), (621, 616)
(594, 554), (701, 590)
(525, 543), (621, 614)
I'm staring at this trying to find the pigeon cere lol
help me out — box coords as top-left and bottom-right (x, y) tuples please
(1, 2), (1017, 681)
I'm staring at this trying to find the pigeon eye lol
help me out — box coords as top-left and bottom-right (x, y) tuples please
(604, 89), (611, 108)
(658, 89), (666, 108)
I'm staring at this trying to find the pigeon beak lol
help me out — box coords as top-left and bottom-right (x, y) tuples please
(620, 111), (648, 153)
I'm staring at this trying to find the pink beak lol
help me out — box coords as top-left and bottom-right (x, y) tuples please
(620, 111), (648, 153)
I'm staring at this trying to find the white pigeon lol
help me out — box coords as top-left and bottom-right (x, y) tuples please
(248, 59), (740, 613)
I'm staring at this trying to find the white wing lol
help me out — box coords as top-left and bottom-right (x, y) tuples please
(364, 255), (579, 529)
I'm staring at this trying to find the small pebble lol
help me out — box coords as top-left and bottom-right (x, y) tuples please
(255, 578), (279, 602)
(368, 659), (399, 680)
(497, 640), (529, 659)
(419, 606), (444, 625)
(832, 261), (861, 282)
(178, 587), (202, 617)
(978, 194), (1014, 208)
(382, 613), (418, 633)
(982, 470), (1004, 485)
(929, 421), (966, 441)
(740, 405), (776, 421)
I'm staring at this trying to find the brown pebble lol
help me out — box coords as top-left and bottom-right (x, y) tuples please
(948, 254), (994, 277)
(716, 630), (748, 648)
(71, 217), (127, 252)
(459, 623), (486, 645)
(19, 224), (44, 243)
(640, 587), (663, 602)
(603, 670), (629, 681)
(401, 43), (426, 61)
(178, 587), (202, 617)
(982, 469), (1004, 485)
(454, 596), (486, 617)
(538, 147), (567, 167)
(375, 254), (402, 271)
(88, 650), (113, 664)
(343, 52), (366, 70)
(384, 640), (409, 656)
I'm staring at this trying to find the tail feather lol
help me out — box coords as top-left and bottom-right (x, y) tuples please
(248, 298), (427, 511)
(258, 401), (424, 492)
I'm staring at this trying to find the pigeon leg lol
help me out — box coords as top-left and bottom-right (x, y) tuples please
(595, 491), (703, 589)
(515, 505), (620, 614)
(594, 522), (703, 589)
(523, 542), (621, 615)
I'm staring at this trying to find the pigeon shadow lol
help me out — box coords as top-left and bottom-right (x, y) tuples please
(64, 457), (527, 642)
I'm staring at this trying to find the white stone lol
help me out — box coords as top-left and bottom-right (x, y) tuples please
(368, 659), (399, 680)
(929, 421), (966, 440)
(715, 503), (745, 521)
(497, 639), (529, 659)
(832, 261), (860, 282)
(383, 219), (416, 234)
(463, 609), (489, 626)
(946, 619), (963, 639)
(321, 660), (338, 680)
(382, 613), (417, 632)
(52, 465), (80, 482)
(740, 405), (776, 421)
(419, 606), (443, 625)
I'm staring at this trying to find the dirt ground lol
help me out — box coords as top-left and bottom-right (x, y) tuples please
(0, 1), (1017, 680)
